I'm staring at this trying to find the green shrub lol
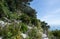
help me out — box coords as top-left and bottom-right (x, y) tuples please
(0, 22), (23, 39)
(20, 23), (28, 33)
(7, 12), (20, 20)
(28, 27), (42, 39)
(31, 18), (38, 26)
(20, 14), (31, 24)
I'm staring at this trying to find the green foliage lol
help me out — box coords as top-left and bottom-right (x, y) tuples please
(7, 12), (20, 20)
(0, 0), (44, 39)
(0, 22), (23, 39)
(41, 21), (50, 30)
(20, 14), (31, 24)
(0, 26), (3, 36)
(31, 18), (38, 26)
(6, 0), (33, 11)
(48, 30), (60, 39)
(52, 30), (60, 37)
(6, 31), (12, 38)
(20, 23), (28, 33)
(28, 27), (42, 39)
(0, 0), (8, 18)
(22, 6), (37, 18)
(0, 5), (5, 18)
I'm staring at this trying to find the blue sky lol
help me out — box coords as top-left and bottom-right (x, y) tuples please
(30, 0), (60, 30)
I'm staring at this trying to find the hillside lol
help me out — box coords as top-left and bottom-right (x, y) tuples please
(0, 0), (50, 39)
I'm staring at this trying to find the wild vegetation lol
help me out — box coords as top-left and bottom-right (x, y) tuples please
(48, 30), (60, 39)
(0, 0), (50, 39)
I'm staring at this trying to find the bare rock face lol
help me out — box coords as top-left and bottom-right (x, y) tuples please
(21, 33), (27, 39)
(42, 33), (48, 39)
(0, 37), (2, 39)
(0, 21), (11, 27)
(27, 26), (32, 29)
(0, 21), (5, 27)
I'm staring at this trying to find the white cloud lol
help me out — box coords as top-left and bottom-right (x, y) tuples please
(41, 17), (60, 26)
(39, 0), (60, 26)
(40, 9), (60, 26)
(32, 0), (60, 26)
